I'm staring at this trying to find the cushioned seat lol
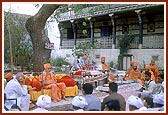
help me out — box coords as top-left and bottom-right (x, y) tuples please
(25, 74), (78, 101)
(28, 85), (78, 101)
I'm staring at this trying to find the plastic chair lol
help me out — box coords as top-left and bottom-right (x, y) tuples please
(4, 93), (21, 111)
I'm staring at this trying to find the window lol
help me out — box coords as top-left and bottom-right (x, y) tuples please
(67, 28), (74, 39)
(122, 25), (129, 34)
(101, 26), (111, 37)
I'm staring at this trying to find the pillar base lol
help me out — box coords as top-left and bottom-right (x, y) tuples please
(112, 44), (115, 49)
(138, 44), (142, 49)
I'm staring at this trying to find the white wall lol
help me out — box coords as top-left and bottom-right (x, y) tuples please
(47, 21), (164, 70)
(55, 49), (164, 70)
(47, 21), (61, 59)
(129, 49), (164, 70)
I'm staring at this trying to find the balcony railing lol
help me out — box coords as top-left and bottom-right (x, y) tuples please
(60, 34), (164, 49)
(142, 34), (164, 49)
(61, 37), (113, 49)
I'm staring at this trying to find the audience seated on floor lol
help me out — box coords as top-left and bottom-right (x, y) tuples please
(82, 83), (101, 111)
(138, 71), (157, 99)
(101, 82), (126, 111)
(148, 93), (164, 111)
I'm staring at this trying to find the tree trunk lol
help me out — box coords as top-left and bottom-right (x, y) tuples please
(25, 4), (59, 72)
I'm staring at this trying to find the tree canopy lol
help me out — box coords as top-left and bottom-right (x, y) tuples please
(4, 12), (33, 72)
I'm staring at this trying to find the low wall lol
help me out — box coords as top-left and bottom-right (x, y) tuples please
(56, 49), (164, 70)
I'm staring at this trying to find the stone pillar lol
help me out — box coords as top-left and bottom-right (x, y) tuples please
(58, 23), (63, 47)
(135, 10), (143, 49)
(71, 19), (77, 47)
(109, 13), (116, 49)
(88, 17), (94, 45)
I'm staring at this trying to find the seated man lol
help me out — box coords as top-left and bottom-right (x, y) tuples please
(103, 100), (121, 111)
(141, 65), (155, 86)
(150, 58), (160, 83)
(124, 61), (134, 80)
(39, 63), (67, 102)
(129, 62), (142, 84)
(82, 83), (101, 111)
(72, 58), (83, 70)
(4, 72), (30, 111)
(138, 71), (157, 99)
(153, 93), (164, 108)
(96, 56), (110, 70)
(96, 56), (115, 82)
(101, 82), (126, 111)
(78, 54), (90, 70)
(152, 73), (164, 95)
(146, 93), (164, 111)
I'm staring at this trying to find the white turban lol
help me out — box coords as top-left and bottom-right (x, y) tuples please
(153, 94), (164, 105)
(127, 95), (144, 109)
(36, 95), (51, 108)
(72, 96), (88, 109)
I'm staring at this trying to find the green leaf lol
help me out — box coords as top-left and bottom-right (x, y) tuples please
(82, 29), (87, 35)
(82, 22), (87, 26)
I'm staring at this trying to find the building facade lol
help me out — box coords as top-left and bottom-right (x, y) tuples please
(57, 4), (165, 70)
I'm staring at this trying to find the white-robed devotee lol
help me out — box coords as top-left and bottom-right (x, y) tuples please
(138, 71), (157, 99)
(4, 72), (30, 111)
(153, 93), (164, 107)
(146, 93), (164, 111)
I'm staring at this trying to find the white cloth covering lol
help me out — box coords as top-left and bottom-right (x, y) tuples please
(153, 94), (164, 105)
(72, 96), (88, 109)
(36, 95), (51, 109)
(127, 95), (144, 109)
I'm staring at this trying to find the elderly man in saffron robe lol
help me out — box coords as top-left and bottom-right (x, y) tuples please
(124, 60), (134, 80)
(39, 63), (66, 103)
(96, 56), (115, 82)
(129, 62), (142, 84)
(150, 59), (160, 83)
